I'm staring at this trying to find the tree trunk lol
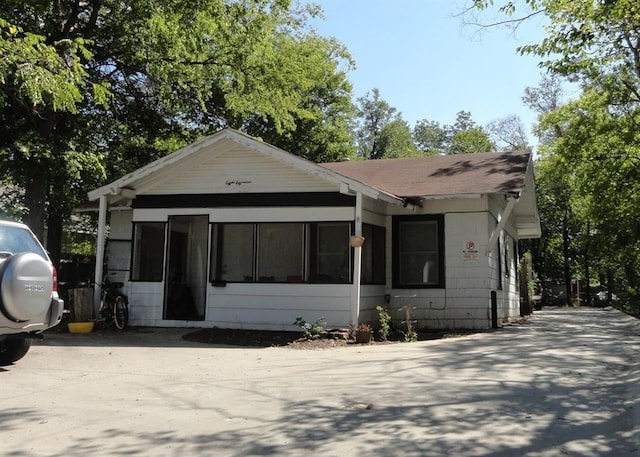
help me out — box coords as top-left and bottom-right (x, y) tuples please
(23, 172), (48, 242)
(46, 211), (63, 269)
(585, 222), (591, 306)
(563, 211), (572, 304)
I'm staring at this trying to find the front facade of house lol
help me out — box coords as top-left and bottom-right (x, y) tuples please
(89, 129), (540, 331)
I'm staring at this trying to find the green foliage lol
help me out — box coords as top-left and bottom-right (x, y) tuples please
(377, 119), (421, 158)
(449, 127), (494, 154)
(375, 305), (391, 341)
(470, 1), (640, 297)
(355, 88), (400, 159)
(413, 110), (494, 155)
(293, 317), (327, 340)
(413, 120), (447, 155)
(0, 18), (108, 114)
(0, 0), (357, 250)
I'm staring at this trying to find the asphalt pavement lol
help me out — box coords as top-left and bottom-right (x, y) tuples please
(2, 306), (639, 456)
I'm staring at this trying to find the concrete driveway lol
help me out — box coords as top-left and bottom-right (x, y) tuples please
(2, 306), (639, 456)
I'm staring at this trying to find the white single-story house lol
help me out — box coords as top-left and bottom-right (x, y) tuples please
(87, 128), (540, 331)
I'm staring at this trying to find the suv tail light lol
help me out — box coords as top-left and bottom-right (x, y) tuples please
(52, 264), (58, 292)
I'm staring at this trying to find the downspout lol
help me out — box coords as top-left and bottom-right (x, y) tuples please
(93, 195), (107, 312)
(351, 191), (363, 325)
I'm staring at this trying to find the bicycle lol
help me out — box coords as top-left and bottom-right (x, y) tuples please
(98, 274), (129, 330)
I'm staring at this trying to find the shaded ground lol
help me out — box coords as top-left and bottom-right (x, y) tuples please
(181, 327), (478, 349)
(9, 306), (639, 456)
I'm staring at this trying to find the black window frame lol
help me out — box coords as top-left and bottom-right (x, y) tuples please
(392, 214), (445, 289)
(209, 221), (353, 285)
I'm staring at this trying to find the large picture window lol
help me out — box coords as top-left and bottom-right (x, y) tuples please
(131, 222), (166, 281)
(392, 215), (444, 288)
(210, 222), (351, 284)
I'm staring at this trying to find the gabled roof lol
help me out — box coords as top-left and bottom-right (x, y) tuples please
(87, 128), (402, 205)
(87, 129), (539, 238)
(321, 150), (531, 199)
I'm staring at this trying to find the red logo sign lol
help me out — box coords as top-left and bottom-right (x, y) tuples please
(466, 241), (476, 251)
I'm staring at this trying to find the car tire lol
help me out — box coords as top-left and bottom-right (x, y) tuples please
(0, 338), (32, 366)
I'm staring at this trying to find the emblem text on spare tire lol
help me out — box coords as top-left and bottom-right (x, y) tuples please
(24, 284), (45, 292)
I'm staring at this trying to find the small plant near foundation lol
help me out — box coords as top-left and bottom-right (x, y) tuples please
(350, 322), (373, 343)
(399, 306), (418, 342)
(376, 305), (391, 341)
(293, 317), (326, 340)
(349, 322), (372, 338)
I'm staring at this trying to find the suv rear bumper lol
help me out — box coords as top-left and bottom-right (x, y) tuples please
(48, 295), (65, 327)
(0, 295), (65, 334)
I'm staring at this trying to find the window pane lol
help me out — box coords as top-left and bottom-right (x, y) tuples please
(362, 224), (385, 285)
(132, 222), (165, 281)
(399, 252), (439, 285)
(312, 223), (350, 283)
(396, 217), (441, 287)
(220, 224), (254, 281)
(257, 223), (303, 282)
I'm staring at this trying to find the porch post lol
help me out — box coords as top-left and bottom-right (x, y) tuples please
(351, 192), (363, 325)
(93, 195), (107, 310)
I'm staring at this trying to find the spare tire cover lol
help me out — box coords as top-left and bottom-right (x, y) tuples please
(0, 252), (53, 321)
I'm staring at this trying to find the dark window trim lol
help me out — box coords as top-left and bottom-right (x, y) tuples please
(392, 214), (445, 289)
(209, 221), (353, 285)
(133, 192), (355, 208)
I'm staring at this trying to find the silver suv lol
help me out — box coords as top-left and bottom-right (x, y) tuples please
(0, 220), (65, 365)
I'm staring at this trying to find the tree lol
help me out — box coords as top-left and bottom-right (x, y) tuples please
(541, 89), (640, 299)
(377, 119), (420, 159)
(470, 1), (640, 308)
(0, 0), (357, 263)
(486, 114), (530, 151)
(413, 110), (493, 155)
(449, 127), (494, 154)
(413, 120), (447, 155)
(355, 88), (401, 159)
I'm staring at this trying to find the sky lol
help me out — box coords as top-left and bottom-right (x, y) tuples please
(307, 0), (555, 145)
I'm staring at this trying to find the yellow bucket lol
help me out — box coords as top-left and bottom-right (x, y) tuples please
(68, 322), (94, 333)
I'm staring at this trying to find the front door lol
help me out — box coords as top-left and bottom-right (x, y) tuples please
(164, 215), (208, 320)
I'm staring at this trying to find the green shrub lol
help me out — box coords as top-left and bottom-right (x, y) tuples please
(293, 317), (327, 340)
(376, 305), (391, 341)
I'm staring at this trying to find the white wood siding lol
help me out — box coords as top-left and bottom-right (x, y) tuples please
(139, 146), (337, 195)
(206, 283), (350, 331)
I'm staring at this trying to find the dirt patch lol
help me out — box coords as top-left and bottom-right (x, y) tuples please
(182, 327), (478, 349)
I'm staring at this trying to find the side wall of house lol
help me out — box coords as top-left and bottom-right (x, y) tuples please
(381, 196), (521, 330)
(488, 195), (521, 324)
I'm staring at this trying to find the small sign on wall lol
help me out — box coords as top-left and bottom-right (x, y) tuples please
(463, 240), (480, 261)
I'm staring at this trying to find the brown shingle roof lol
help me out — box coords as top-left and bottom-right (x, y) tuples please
(320, 150), (531, 198)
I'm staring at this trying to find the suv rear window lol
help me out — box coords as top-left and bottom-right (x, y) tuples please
(0, 225), (48, 259)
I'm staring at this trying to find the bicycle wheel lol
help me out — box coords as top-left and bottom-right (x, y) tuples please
(113, 295), (129, 330)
